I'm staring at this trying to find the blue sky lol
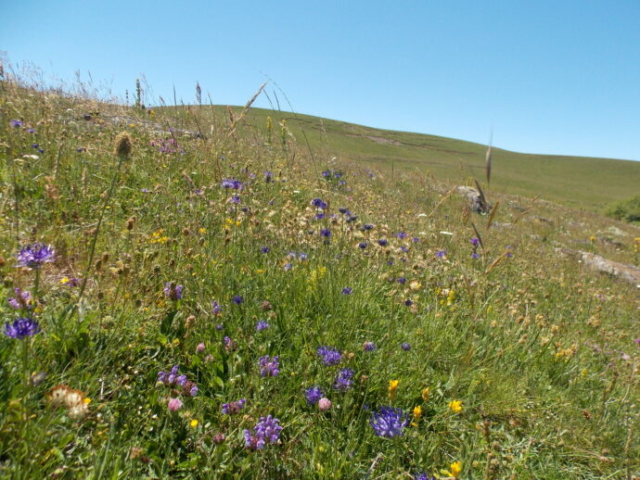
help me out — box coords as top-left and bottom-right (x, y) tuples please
(2, 1), (639, 161)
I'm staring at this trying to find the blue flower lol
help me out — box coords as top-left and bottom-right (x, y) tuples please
(311, 198), (327, 209)
(221, 178), (243, 190)
(377, 239), (388, 247)
(334, 368), (354, 391)
(370, 406), (408, 438)
(259, 355), (280, 377)
(305, 386), (323, 405)
(164, 282), (183, 301)
(358, 242), (368, 249)
(342, 287), (352, 295)
(222, 398), (246, 414)
(320, 229), (331, 238)
(4, 317), (40, 339)
(15, 243), (55, 269)
(401, 342), (411, 351)
(244, 415), (282, 449)
(256, 320), (269, 331)
(232, 295), (244, 305)
(317, 346), (342, 366)
(261, 246), (270, 254)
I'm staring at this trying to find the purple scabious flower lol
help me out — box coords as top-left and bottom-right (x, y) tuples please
(164, 282), (183, 301)
(15, 243), (55, 269)
(334, 368), (354, 391)
(256, 320), (269, 331)
(4, 317), (40, 339)
(244, 415), (283, 450)
(342, 287), (353, 295)
(305, 386), (323, 405)
(11, 119), (23, 128)
(369, 406), (408, 438)
(320, 229), (331, 238)
(363, 341), (376, 352)
(317, 346), (342, 366)
(259, 355), (280, 377)
(377, 239), (389, 247)
(222, 398), (246, 415)
(311, 198), (328, 209)
(232, 295), (244, 305)
(221, 178), (243, 190)
(8, 288), (32, 310)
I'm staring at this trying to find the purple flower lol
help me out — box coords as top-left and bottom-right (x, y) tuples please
(256, 320), (269, 331)
(223, 336), (237, 351)
(369, 406), (408, 438)
(260, 246), (270, 254)
(284, 263), (293, 271)
(264, 171), (273, 182)
(414, 472), (435, 480)
(222, 398), (246, 415)
(314, 213), (325, 220)
(311, 198), (327, 209)
(334, 368), (354, 391)
(232, 295), (243, 305)
(215, 323), (224, 331)
(470, 237), (480, 247)
(471, 253), (481, 259)
(396, 232), (408, 239)
(404, 299), (413, 306)
(212, 301), (222, 315)
(377, 239), (388, 247)
(221, 178), (243, 190)
(317, 346), (342, 366)
(361, 224), (375, 231)
(320, 229), (331, 238)
(259, 355), (280, 377)
(10, 119), (23, 128)
(401, 342), (411, 351)
(4, 317), (40, 339)
(342, 287), (353, 295)
(338, 207), (349, 214)
(322, 171), (331, 178)
(358, 242), (368, 249)
(363, 341), (376, 352)
(189, 385), (199, 397)
(435, 249), (447, 258)
(230, 195), (241, 204)
(305, 386), (323, 405)
(244, 415), (283, 450)
(15, 243), (55, 269)
(397, 277), (407, 285)
(164, 282), (183, 301)
(8, 288), (32, 310)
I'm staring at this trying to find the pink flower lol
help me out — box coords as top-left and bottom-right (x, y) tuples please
(196, 342), (206, 353)
(168, 398), (183, 412)
(318, 398), (331, 412)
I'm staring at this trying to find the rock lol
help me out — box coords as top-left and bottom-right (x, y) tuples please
(456, 186), (492, 214)
(557, 248), (640, 287)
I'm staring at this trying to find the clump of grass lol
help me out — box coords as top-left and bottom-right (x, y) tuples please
(0, 63), (638, 479)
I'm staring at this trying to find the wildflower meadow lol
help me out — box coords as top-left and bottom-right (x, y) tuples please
(0, 65), (639, 479)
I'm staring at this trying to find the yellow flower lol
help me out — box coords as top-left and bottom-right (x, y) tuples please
(448, 400), (463, 414)
(411, 405), (422, 426)
(442, 461), (462, 478)
(388, 380), (399, 402)
(190, 419), (199, 428)
(421, 387), (430, 402)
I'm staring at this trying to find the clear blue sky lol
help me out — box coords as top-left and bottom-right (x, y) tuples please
(2, 0), (640, 161)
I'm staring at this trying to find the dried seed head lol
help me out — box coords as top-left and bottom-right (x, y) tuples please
(114, 132), (133, 158)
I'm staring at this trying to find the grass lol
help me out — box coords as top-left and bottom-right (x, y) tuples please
(0, 71), (639, 479)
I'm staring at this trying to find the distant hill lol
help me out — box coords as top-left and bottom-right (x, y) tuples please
(165, 105), (640, 213)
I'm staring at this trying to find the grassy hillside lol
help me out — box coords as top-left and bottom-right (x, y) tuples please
(164, 105), (640, 213)
(0, 80), (639, 479)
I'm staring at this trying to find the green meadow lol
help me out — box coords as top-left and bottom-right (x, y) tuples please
(0, 75), (639, 479)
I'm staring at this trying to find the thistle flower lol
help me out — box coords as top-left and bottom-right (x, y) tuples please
(259, 355), (280, 377)
(15, 243), (55, 269)
(305, 386), (323, 405)
(244, 415), (283, 450)
(4, 317), (40, 339)
(369, 406), (408, 438)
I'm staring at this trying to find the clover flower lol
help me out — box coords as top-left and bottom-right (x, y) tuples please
(369, 406), (408, 438)
(4, 317), (41, 339)
(244, 415), (283, 450)
(317, 346), (342, 366)
(15, 243), (55, 269)
(259, 355), (280, 377)
(305, 386), (323, 405)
